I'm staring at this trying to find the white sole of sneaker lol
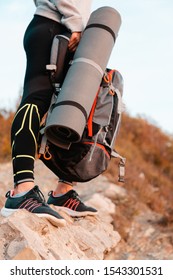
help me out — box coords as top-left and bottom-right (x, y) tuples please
(0, 207), (16, 217)
(54, 206), (98, 217)
(0, 207), (66, 227)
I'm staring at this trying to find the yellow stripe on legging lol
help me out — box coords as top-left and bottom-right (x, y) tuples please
(29, 104), (38, 149)
(11, 141), (14, 152)
(15, 104), (31, 136)
(12, 104), (40, 151)
(11, 104), (31, 153)
(14, 170), (34, 176)
(34, 104), (40, 123)
(12, 103), (30, 122)
(12, 104), (41, 178)
(13, 155), (35, 161)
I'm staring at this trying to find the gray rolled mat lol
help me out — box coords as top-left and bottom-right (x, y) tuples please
(45, 6), (122, 148)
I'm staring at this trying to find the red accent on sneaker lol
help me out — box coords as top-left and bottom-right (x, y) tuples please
(19, 198), (42, 212)
(63, 198), (80, 210)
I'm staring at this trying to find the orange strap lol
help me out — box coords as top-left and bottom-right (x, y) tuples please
(83, 141), (110, 159)
(104, 69), (115, 84)
(88, 70), (115, 137)
(87, 88), (100, 137)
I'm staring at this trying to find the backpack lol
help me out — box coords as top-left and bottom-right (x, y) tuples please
(38, 67), (126, 183)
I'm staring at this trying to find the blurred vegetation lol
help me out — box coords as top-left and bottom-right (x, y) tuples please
(105, 113), (173, 232)
(0, 109), (14, 162)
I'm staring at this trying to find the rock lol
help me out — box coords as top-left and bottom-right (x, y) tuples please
(1, 160), (173, 260)
(0, 160), (121, 260)
(103, 183), (127, 201)
(86, 193), (116, 224)
(13, 247), (42, 260)
(113, 208), (173, 260)
(126, 211), (173, 259)
(0, 206), (120, 260)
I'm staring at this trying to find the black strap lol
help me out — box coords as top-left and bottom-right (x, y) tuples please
(52, 101), (88, 122)
(85, 23), (116, 42)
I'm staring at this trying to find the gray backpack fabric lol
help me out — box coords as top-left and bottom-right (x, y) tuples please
(38, 68), (126, 183)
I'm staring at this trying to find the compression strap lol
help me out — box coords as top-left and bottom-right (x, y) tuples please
(85, 23), (116, 42)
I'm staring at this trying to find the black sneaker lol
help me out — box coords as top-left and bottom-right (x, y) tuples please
(47, 189), (98, 217)
(0, 186), (66, 227)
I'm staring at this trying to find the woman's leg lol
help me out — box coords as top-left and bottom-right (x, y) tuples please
(11, 15), (70, 191)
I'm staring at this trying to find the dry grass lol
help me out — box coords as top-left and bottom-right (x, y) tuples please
(105, 113), (173, 223)
(0, 110), (14, 162)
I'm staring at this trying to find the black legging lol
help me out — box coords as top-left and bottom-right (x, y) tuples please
(11, 15), (72, 186)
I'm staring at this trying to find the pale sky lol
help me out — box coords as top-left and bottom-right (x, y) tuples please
(0, 0), (173, 134)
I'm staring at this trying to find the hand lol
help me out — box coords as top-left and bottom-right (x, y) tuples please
(68, 32), (81, 52)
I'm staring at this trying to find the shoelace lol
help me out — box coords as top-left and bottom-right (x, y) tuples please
(70, 191), (83, 204)
(62, 190), (82, 210)
(6, 185), (46, 205)
(31, 186), (46, 205)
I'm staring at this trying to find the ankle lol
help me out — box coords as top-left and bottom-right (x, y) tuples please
(53, 182), (73, 196)
(13, 182), (35, 195)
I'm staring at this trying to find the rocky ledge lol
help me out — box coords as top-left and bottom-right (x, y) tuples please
(0, 161), (121, 260)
